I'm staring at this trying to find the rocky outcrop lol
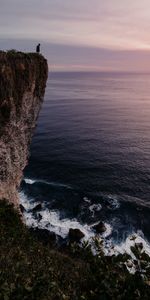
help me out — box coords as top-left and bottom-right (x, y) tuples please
(0, 51), (48, 207)
(69, 228), (85, 242)
(92, 221), (106, 234)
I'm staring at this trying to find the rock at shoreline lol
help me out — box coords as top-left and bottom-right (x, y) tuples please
(32, 203), (42, 213)
(93, 221), (106, 234)
(69, 228), (85, 242)
(37, 213), (42, 222)
(19, 204), (25, 213)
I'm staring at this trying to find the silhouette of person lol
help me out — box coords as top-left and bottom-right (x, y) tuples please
(36, 43), (40, 53)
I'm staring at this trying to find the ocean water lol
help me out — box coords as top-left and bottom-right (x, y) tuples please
(20, 72), (150, 253)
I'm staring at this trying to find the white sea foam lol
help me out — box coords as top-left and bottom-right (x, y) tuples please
(113, 232), (150, 258)
(24, 177), (71, 189)
(24, 209), (112, 241)
(102, 223), (112, 238)
(22, 208), (95, 240)
(102, 232), (150, 274)
(19, 191), (112, 241)
(83, 197), (91, 204)
(89, 203), (102, 217)
(24, 178), (36, 185)
(102, 231), (150, 263)
(106, 195), (120, 210)
(39, 209), (96, 240)
(19, 191), (35, 211)
(19, 190), (150, 268)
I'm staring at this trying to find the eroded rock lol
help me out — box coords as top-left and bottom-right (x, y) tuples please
(0, 51), (48, 207)
(93, 221), (106, 234)
(69, 228), (85, 242)
(19, 204), (25, 213)
(32, 203), (42, 213)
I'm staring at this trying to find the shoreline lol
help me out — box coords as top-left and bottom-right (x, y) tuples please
(19, 184), (150, 271)
(1, 199), (150, 299)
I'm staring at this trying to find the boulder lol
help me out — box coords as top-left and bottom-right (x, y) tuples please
(32, 203), (42, 212)
(69, 228), (85, 242)
(37, 213), (42, 222)
(19, 204), (25, 213)
(136, 242), (143, 251)
(93, 221), (106, 234)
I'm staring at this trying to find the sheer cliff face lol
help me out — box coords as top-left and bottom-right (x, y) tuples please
(0, 51), (48, 207)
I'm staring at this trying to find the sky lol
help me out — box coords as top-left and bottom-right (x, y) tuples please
(1, 0), (150, 71)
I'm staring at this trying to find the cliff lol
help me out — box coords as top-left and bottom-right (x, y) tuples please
(0, 52), (150, 300)
(0, 50), (48, 207)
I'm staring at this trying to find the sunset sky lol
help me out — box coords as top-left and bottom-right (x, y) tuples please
(1, 0), (150, 71)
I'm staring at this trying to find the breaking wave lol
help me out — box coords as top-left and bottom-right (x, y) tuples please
(19, 190), (112, 240)
(20, 178), (150, 262)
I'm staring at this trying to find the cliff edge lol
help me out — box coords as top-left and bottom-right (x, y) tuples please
(0, 50), (48, 207)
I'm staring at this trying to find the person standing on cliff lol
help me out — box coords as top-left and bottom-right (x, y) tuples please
(36, 43), (40, 53)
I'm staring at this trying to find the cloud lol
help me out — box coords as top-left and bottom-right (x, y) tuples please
(1, 1), (150, 70)
(1, 0), (150, 49)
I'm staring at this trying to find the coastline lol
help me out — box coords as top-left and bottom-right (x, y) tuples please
(1, 199), (150, 299)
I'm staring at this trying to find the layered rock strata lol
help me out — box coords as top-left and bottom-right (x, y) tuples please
(0, 51), (48, 207)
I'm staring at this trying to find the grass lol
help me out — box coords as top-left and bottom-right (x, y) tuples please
(0, 200), (150, 300)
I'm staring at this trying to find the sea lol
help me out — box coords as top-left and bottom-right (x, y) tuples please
(20, 71), (150, 256)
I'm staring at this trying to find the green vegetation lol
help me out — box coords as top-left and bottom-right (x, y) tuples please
(6, 49), (43, 58)
(0, 200), (150, 300)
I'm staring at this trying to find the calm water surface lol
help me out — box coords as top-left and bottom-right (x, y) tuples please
(21, 72), (150, 244)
